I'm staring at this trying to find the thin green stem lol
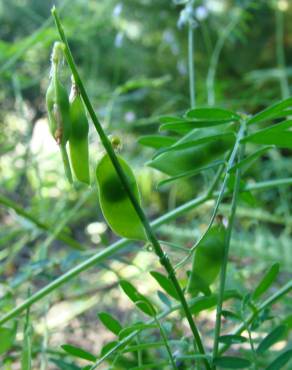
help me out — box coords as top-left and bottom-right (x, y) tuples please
(136, 334), (143, 368)
(0, 193), (86, 251)
(244, 321), (258, 370)
(206, 11), (242, 105)
(40, 302), (49, 370)
(175, 124), (244, 272)
(275, 6), (289, 99)
(274, 6), (290, 219)
(188, 24), (195, 108)
(51, 7), (209, 367)
(155, 317), (178, 370)
(60, 144), (73, 184)
(211, 121), (246, 366)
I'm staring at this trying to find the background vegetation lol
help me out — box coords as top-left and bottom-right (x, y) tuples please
(0, 0), (291, 369)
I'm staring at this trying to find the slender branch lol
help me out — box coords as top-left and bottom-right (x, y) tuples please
(154, 317), (178, 370)
(188, 24), (195, 108)
(51, 7), (209, 367)
(275, 6), (289, 99)
(211, 120), (246, 366)
(244, 319), (258, 370)
(0, 193), (86, 251)
(206, 11), (242, 105)
(274, 6), (290, 219)
(175, 124), (245, 271)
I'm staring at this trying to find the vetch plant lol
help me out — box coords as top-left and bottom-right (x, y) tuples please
(0, 5), (292, 370)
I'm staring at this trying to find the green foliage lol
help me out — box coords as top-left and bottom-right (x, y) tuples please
(0, 1), (291, 369)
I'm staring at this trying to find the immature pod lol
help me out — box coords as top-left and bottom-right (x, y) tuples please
(46, 42), (72, 183)
(68, 82), (90, 184)
(96, 153), (146, 241)
(149, 128), (235, 176)
(187, 224), (226, 296)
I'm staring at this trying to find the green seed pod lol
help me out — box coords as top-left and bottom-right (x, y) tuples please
(68, 82), (90, 184)
(46, 42), (72, 183)
(96, 153), (146, 241)
(149, 128), (235, 176)
(46, 67), (71, 145)
(187, 224), (226, 296)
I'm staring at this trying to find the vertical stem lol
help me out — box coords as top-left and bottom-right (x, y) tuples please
(211, 121), (246, 366)
(175, 127), (244, 272)
(155, 316), (178, 370)
(60, 142), (73, 184)
(188, 24), (195, 108)
(274, 5), (290, 218)
(245, 322), (258, 370)
(51, 7), (210, 369)
(275, 6), (289, 99)
(137, 334), (143, 367)
(40, 303), (49, 370)
(206, 10), (242, 105)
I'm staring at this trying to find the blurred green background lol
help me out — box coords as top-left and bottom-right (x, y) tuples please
(0, 0), (291, 368)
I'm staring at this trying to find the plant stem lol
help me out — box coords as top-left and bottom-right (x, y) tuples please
(0, 193), (87, 251)
(274, 5), (290, 219)
(275, 6), (289, 99)
(51, 7), (209, 367)
(155, 317), (178, 370)
(211, 122), (246, 366)
(188, 23), (195, 108)
(60, 144), (73, 184)
(206, 11), (242, 105)
(244, 320), (258, 370)
(175, 124), (245, 272)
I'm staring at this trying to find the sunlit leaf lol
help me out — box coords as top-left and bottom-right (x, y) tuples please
(98, 312), (122, 335)
(247, 97), (292, 125)
(120, 280), (156, 317)
(138, 135), (177, 149)
(61, 344), (96, 362)
(252, 263), (280, 301)
(265, 349), (292, 370)
(150, 271), (179, 300)
(256, 325), (287, 354)
(185, 107), (240, 122)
